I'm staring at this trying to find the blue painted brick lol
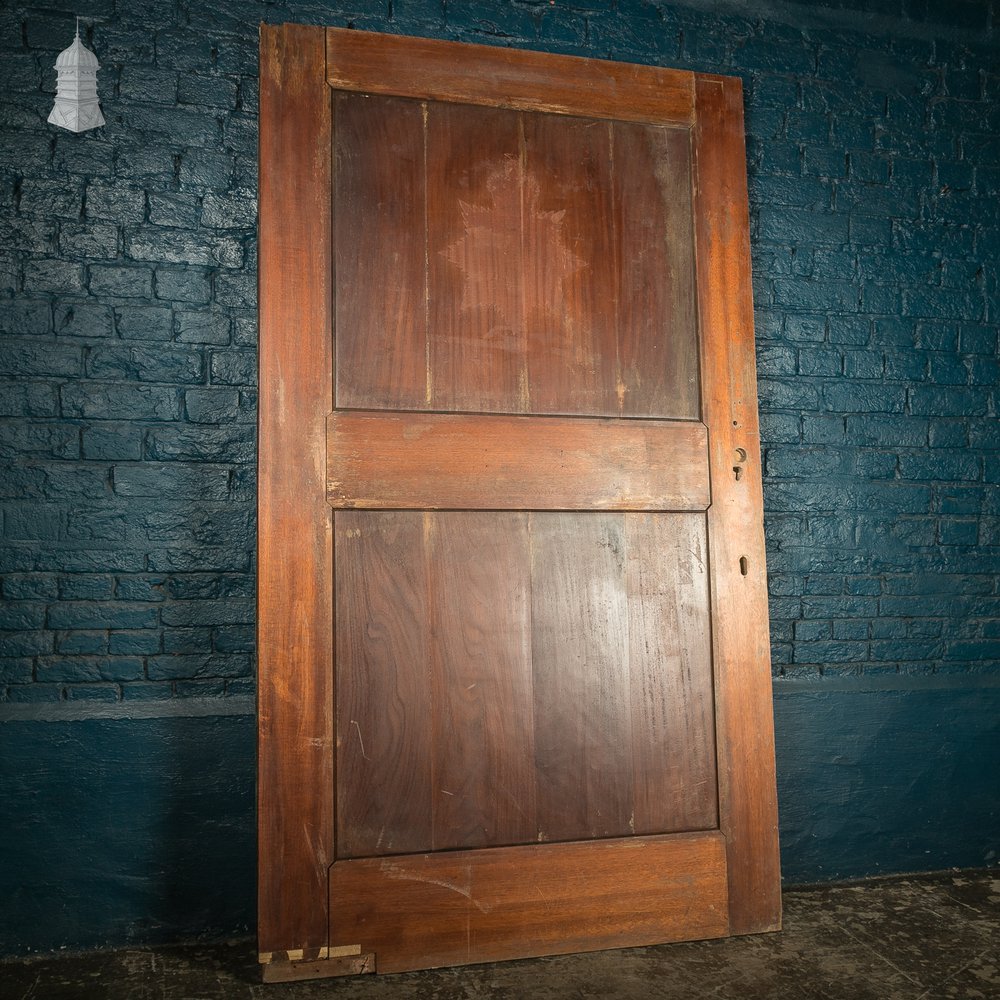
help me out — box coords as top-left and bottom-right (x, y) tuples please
(909, 385), (990, 416)
(112, 464), (231, 501)
(64, 682), (122, 702)
(46, 603), (158, 630)
(58, 576), (115, 600)
(87, 346), (204, 384)
(0, 602), (47, 630)
(163, 628), (212, 654)
(108, 631), (162, 655)
(56, 631), (109, 655)
(149, 193), (202, 229)
(60, 383), (182, 421)
(155, 269), (212, 305)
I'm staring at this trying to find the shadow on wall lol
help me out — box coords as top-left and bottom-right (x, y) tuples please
(0, 712), (255, 955)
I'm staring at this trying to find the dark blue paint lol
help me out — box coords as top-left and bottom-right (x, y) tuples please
(0, 714), (255, 955)
(0, 0), (997, 957)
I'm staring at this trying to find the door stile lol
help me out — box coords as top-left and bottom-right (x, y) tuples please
(692, 74), (782, 934)
(258, 23), (336, 964)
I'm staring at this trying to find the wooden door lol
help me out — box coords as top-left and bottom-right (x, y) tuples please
(258, 25), (780, 982)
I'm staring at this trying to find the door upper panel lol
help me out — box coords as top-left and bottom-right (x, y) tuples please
(334, 93), (700, 419)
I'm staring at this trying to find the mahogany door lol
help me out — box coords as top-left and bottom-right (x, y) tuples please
(258, 25), (780, 982)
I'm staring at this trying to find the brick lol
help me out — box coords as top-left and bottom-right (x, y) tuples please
(109, 630), (162, 655)
(0, 299), (52, 337)
(2, 575), (59, 600)
(175, 311), (231, 345)
(783, 315), (827, 342)
(65, 508), (127, 542)
(53, 302), (114, 339)
(163, 628), (212, 654)
(774, 279), (858, 312)
(0, 423), (79, 460)
(56, 631), (109, 655)
(212, 624), (254, 653)
(146, 652), (250, 680)
(58, 575), (115, 600)
(88, 265), (154, 299)
(757, 377), (821, 410)
(155, 269), (212, 305)
(802, 415), (845, 445)
(47, 602), (158, 630)
(60, 383), (181, 421)
(201, 192), (257, 229)
(144, 425), (253, 463)
(823, 382), (905, 413)
(939, 519), (978, 546)
(87, 345), (204, 384)
(19, 179), (83, 219)
(909, 385), (990, 416)
(928, 420), (968, 449)
(23, 261), (85, 295)
(0, 342), (83, 378)
(58, 221), (120, 259)
(766, 447), (847, 478)
(178, 149), (234, 190)
(898, 452), (980, 481)
(798, 347), (842, 376)
(0, 602), (47, 630)
(82, 426), (143, 461)
(758, 207), (849, 244)
(0, 658), (33, 684)
(113, 462), (231, 500)
(115, 305), (174, 342)
(209, 350), (256, 386)
(148, 192), (202, 228)
(118, 66), (179, 103)
(127, 228), (242, 268)
(184, 387), (240, 424)
(0, 630), (53, 656)
(179, 73), (239, 109)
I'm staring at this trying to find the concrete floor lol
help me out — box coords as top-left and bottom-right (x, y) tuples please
(2, 871), (997, 999)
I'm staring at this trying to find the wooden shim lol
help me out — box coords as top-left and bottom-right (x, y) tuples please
(692, 74), (782, 934)
(326, 27), (695, 126)
(329, 832), (729, 973)
(327, 411), (710, 511)
(262, 954), (375, 983)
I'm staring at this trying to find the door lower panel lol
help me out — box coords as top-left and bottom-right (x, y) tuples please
(328, 831), (729, 973)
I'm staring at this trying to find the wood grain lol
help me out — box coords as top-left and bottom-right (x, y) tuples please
(614, 123), (700, 418)
(335, 93), (427, 410)
(693, 75), (782, 934)
(530, 513), (634, 842)
(335, 512), (433, 858)
(257, 22), (333, 959)
(426, 102), (527, 412)
(326, 27), (696, 126)
(521, 114), (619, 416)
(626, 514), (717, 834)
(328, 832), (729, 973)
(327, 411), (711, 511)
(428, 513), (536, 850)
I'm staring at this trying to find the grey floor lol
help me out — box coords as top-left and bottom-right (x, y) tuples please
(2, 871), (997, 999)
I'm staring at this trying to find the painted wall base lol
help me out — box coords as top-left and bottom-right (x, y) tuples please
(2, 678), (997, 956)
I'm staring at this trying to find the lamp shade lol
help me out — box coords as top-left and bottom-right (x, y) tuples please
(48, 23), (105, 133)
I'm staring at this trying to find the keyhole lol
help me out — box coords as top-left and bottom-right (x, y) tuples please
(739, 556), (748, 576)
(733, 447), (748, 482)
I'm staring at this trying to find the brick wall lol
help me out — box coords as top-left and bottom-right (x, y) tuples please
(2, 1), (997, 702)
(1, 0), (997, 954)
